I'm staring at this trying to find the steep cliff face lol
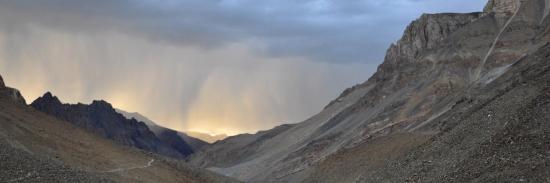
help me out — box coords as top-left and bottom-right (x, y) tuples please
(189, 0), (550, 182)
(0, 75), (26, 105)
(372, 12), (483, 91)
(0, 75), (4, 88)
(484, 0), (522, 15)
(30, 92), (194, 158)
(387, 13), (481, 62)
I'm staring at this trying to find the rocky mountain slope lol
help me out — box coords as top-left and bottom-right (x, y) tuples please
(0, 75), (237, 183)
(188, 0), (550, 182)
(31, 92), (195, 158)
(116, 109), (209, 151)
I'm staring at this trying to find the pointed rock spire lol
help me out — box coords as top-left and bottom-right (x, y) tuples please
(0, 74), (5, 88)
(0, 74), (26, 104)
(31, 92), (62, 109)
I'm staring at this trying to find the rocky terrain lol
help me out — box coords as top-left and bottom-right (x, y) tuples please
(0, 76), (238, 182)
(188, 0), (550, 182)
(2, 0), (549, 182)
(31, 92), (195, 158)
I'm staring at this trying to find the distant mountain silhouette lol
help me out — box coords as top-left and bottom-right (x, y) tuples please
(185, 131), (228, 144)
(116, 109), (209, 151)
(31, 92), (194, 158)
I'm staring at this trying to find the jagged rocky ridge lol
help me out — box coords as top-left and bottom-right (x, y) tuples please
(31, 92), (195, 158)
(188, 0), (550, 182)
(116, 109), (209, 151)
(0, 75), (26, 105)
(0, 76), (237, 182)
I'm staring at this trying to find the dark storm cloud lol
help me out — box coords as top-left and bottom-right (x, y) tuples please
(0, 0), (488, 135)
(0, 0), (486, 63)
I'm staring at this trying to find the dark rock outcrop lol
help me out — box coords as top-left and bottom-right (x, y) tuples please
(30, 92), (193, 158)
(0, 75), (26, 105)
(0, 75), (4, 88)
(156, 130), (195, 156)
(388, 13), (481, 61)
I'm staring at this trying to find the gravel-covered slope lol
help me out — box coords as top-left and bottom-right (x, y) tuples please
(0, 137), (111, 183)
(190, 0), (550, 182)
(306, 41), (550, 183)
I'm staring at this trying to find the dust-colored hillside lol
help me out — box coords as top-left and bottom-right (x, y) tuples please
(189, 0), (550, 182)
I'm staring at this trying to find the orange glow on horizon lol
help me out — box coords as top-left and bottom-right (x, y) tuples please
(0, 25), (370, 138)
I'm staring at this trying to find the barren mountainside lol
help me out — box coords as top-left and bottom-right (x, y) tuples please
(188, 0), (550, 182)
(1, 0), (550, 182)
(31, 92), (195, 158)
(0, 77), (237, 183)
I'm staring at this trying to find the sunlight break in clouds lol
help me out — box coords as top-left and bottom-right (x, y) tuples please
(0, 25), (372, 135)
(0, 0), (485, 135)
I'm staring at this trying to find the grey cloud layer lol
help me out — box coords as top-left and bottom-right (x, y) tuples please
(0, 0), (485, 63)
(0, 0), (487, 135)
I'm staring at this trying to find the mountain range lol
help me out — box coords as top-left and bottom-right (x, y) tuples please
(31, 92), (200, 158)
(1, 0), (550, 182)
(115, 109), (210, 150)
(185, 131), (228, 144)
(0, 75), (237, 182)
(115, 109), (226, 144)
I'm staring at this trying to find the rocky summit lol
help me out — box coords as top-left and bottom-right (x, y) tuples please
(0, 75), (26, 105)
(31, 92), (195, 159)
(188, 0), (550, 182)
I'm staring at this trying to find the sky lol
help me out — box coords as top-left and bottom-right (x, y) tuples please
(0, 0), (486, 136)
